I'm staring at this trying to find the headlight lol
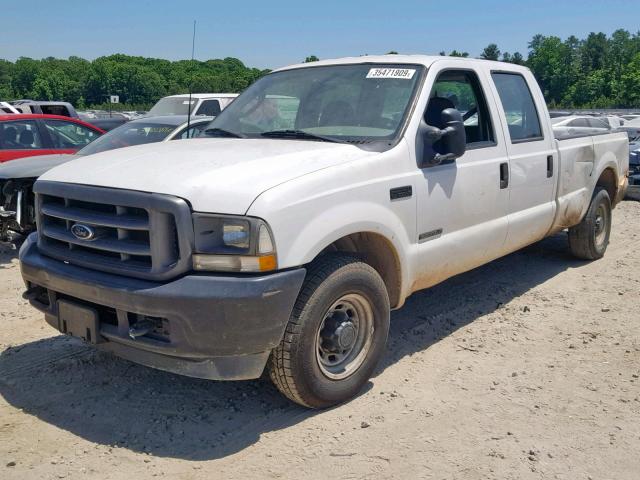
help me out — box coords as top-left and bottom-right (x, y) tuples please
(191, 213), (277, 272)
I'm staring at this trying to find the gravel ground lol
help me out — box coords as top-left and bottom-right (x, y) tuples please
(0, 200), (638, 480)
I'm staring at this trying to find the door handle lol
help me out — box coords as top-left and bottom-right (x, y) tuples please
(499, 162), (509, 189)
(547, 155), (554, 178)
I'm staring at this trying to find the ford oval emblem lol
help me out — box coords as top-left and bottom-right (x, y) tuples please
(70, 223), (96, 241)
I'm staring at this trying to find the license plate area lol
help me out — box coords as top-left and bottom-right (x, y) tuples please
(57, 300), (102, 344)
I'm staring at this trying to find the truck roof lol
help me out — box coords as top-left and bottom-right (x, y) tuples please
(163, 93), (238, 99)
(275, 54), (532, 74)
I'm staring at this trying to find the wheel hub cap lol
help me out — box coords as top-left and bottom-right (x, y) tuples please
(315, 294), (375, 380)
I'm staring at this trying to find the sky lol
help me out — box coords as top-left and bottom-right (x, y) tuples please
(0, 0), (637, 70)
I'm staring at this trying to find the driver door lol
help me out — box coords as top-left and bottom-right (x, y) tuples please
(412, 65), (510, 290)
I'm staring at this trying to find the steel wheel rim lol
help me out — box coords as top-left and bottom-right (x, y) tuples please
(594, 203), (609, 247)
(315, 293), (374, 380)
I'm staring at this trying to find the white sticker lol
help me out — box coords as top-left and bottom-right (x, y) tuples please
(366, 68), (416, 79)
(182, 100), (196, 104)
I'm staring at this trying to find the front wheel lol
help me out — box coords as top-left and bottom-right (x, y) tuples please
(568, 187), (612, 260)
(268, 253), (390, 408)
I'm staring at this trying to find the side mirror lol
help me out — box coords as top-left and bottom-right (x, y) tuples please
(416, 108), (467, 168)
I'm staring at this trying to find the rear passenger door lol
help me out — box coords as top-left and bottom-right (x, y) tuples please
(412, 65), (510, 290)
(0, 119), (50, 162)
(489, 71), (557, 252)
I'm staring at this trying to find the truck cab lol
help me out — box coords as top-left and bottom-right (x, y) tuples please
(19, 56), (629, 408)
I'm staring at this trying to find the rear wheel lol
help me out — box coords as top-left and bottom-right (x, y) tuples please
(268, 253), (390, 408)
(568, 187), (612, 260)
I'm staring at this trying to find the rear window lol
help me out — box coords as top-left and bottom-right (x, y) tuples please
(78, 122), (175, 155)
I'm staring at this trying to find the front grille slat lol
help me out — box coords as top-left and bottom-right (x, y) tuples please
(34, 182), (194, 281)
(41, 204), (150, 230)
(41, 224), (152, 256)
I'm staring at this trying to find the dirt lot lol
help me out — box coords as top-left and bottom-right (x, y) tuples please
(0, 201), (639, 480)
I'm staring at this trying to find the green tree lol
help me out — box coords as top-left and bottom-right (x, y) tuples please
(304, 55), (319, 63)
(480, 44), (500, 61)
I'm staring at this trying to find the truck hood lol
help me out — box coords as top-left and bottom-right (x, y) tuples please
(0, 154), (75, 179)
(40, 138), (375, 213)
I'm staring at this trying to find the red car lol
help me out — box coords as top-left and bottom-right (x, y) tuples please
(0, 114), (104, 163)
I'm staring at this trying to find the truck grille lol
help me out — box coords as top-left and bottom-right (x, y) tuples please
(34, 181), (194, 281)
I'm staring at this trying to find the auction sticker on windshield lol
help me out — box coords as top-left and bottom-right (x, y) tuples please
(366, 68), (416, 79)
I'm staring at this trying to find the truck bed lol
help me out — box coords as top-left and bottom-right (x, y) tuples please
(551, 131), (629, 231)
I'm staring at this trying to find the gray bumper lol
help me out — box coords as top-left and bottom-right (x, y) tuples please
(19, 234), (306, 380)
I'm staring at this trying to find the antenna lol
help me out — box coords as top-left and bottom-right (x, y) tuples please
(186, 20), (196, 136)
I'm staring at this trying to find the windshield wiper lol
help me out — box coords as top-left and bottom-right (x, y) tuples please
(203, 127), (245, 138)
(260, 129), (338, 143)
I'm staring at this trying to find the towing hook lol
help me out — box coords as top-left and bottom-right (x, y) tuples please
(128, 320), (155, 339)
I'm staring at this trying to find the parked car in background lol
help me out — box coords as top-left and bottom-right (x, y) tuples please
(551, 115), (611, 138)
(0, 115), (211, 238)
(19, 55), (628, 408)
(1, 102), (20, 114)
(627, 139), (640, 201)
(78, 111), (129, 132)
(0, 114), (104, 163)
(602, 115), (625, 129)
(10, 100), (79, 118)
(620, 116), (640, 142)
(147, 93), (237, 117)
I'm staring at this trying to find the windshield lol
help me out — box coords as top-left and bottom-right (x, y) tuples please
(148, 97), (198, 116)
(203, 64), (424, 144)
(78, 122), (175, 155)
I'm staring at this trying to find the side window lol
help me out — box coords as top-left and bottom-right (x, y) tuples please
(570, 118), (589, 128)
(491, 72), (543, 142)
(587, 118), (609, 130)
(195, 100), (221, 117)
(0, 120), (43, 149)
(175, 123), (208, 140)
(44, 120), (100, 148)
(40, 105), (71, 117)
(427, 70), (494, 146)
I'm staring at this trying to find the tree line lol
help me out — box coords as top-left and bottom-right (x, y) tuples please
(0, 55), (268, 109)
(441, 29), (640, 108)
(1, 29), (639, 109)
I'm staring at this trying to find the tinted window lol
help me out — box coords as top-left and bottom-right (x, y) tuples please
(0, 120), (43, 149)
(491, 73), (543, 142)
(40, 105), (72, 117)
(195, 100), (221, 117)
(44, 120), (100, 148)
(428, 70), (494, 145)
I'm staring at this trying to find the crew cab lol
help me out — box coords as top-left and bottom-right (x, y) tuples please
(0, 114), (104, 162)
(19, 56), (629, 408)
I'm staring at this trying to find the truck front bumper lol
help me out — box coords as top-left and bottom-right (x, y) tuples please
(19, 234), (306, 380)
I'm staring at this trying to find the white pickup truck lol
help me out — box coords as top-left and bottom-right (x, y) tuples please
(19, 56), (629, 408)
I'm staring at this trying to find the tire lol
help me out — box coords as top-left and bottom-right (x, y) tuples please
(268, 253), (390, 408)
(568, 187), (612, 260)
